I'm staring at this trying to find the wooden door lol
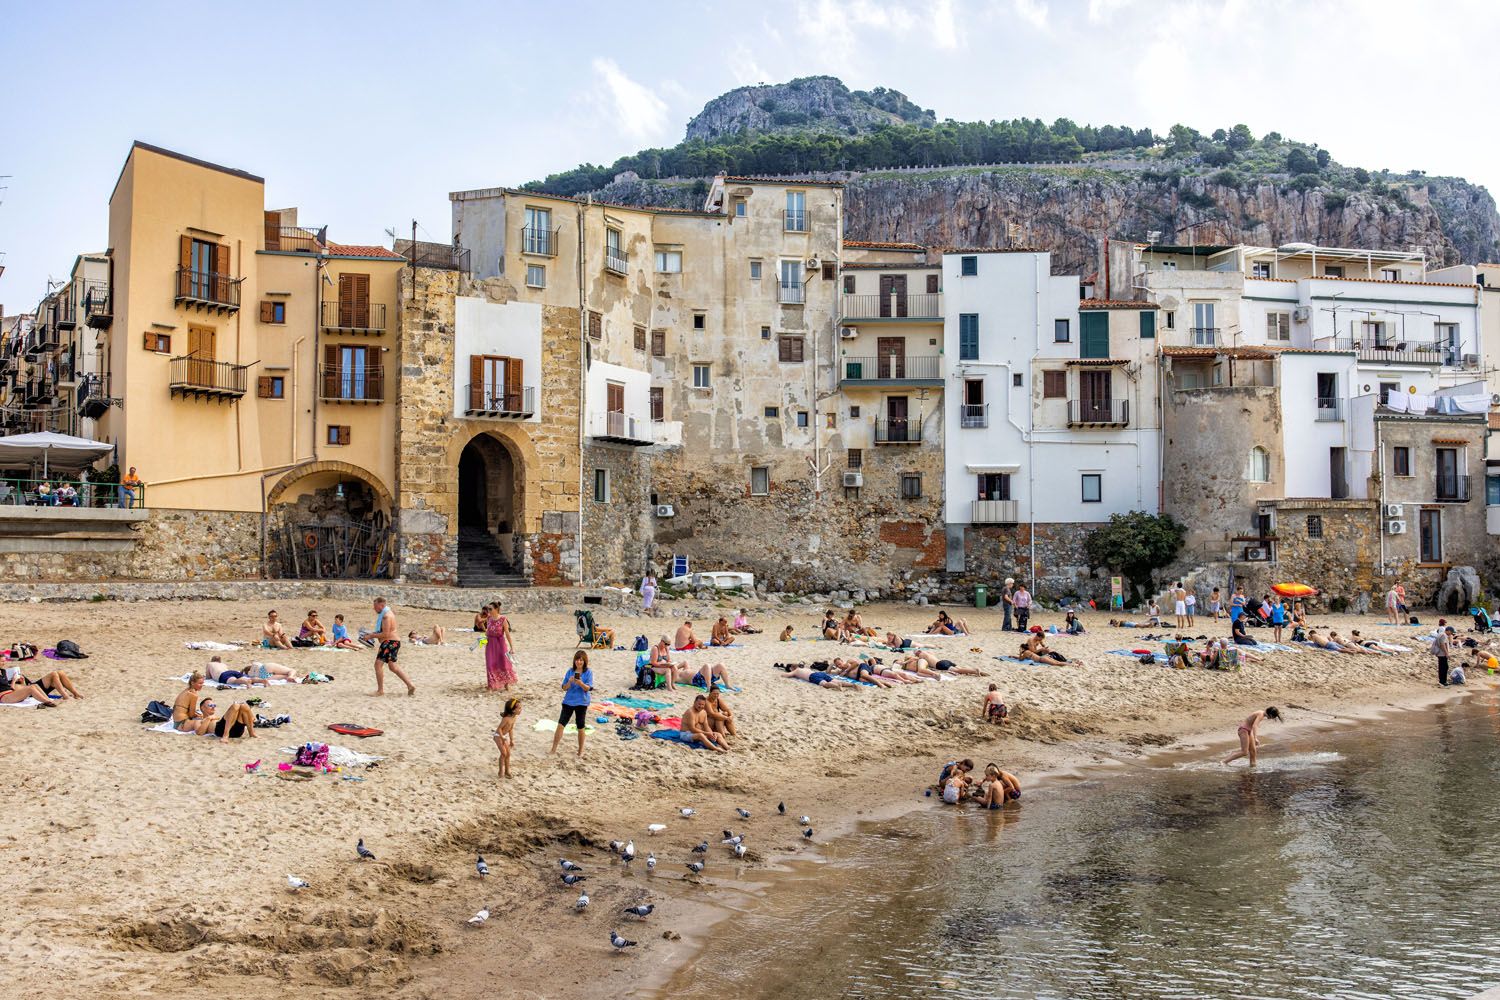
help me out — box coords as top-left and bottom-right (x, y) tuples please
(607, 382), (625, 413)
(338, 273), (370, 328)
(1080, 370), (1111, 421)
(505, 357), (523, 411)
(878, 274), (909, 317)
(188, 325), (215, 387)
(885, 395), (909, 442)
(877, 336), (906, 379)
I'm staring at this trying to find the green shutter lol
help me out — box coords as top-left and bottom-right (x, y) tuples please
(1080, 312), (1110, 359)
(1139, 311), (1155, 339)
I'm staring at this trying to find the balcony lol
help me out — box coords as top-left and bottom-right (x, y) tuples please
(874, 417), (922, 444)
(321, 300), (388, 335)
(605, 249), (629, 275)
(174, 268), (241, 313)
(26, 323), (59, 358)
(592, 410), (653, 446)
(77, 373), (113, 420)
(265, 224), (326, 253)
(83, 280), (112, 329)
(169, 356), (248, 401)
(972, 499), (1019, 524)
(961, 403), (988, 428)
(24, 378), (55, 404)
(839, 355), (942, 386)
(779, 284), (805, 305)
(465, 384), (536, 419)
(1314, 397), (1343, 422)
(1320, 337), (1444, 365)
(55, 295), (77, 330)
(1435, 474), (1472, 503)
(783, 210), (807, 233)
(319, 365), (384, 404)
(1067, 399), (1130, 427)
(1190, 327), (1220, 347)
(520, 226), (558, 257)
(840, 293), (943, 321)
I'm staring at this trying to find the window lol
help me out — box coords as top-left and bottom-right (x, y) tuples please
(692, 364), (711, 389)
(257, 376), (285, 399)
(1164, 311), (1176, 330)
(960, 256), (978, 276)
(523, 207), (554, 255)
(1419, 509), (1442, 562)
(750, 466), (770, 496)
(1159, 260), (1177, 271)
(468, 353), (521, 411)
(655, 250), (682, 273)
(1306, 515), (1323, 539)
(1192, 302), (1216, 345)
(1382, 267), (1400, 281)
(784, 191), (806, 231)
(1487, 475), (1500, 506)
(1246, 446), (1270, 482)
(847, 448), (862, 468)
(651, 329), (666, 357)
(926, 274), (940, 294)
(259, 300), (286, 324)
(1393, 446), (1412, 477)
(327, 425), (350, 446)
(843, 274), (855, 294)
(1013, 372), (1023, 388)
(764, 406), (780, 419)
(1324, 265), (1344, 278)
(1081, 474), (1102, 503)
(143, 332), (171, 353)
(1251, 262), (1272, 279)
(734, 200), (746, 217)
(593, 468), (610, 503)
(780, 260), (804, 304)
(692, 313), (706, 330)
(821, 262), (836, 281)
(526, 264), (546, 288)
(587, 310), (602, 339)
(978, 473), (1010, 501)
(1380, 381), (1400, 405)
(1361, 320), (1388, 346)
(760, 326), (771, 340)
(650, 387), (664, 422)
(1043, 371), (1067, 398)
(1140, 311), (1155, 339)
(959, 313), (979, 360)
(849, 405), (861, 418)
(778, 336), (804, 362)
(605, 228), (625, 273)
(1437, 323), (1461, 363)
(901, 474), (922, 500)
(1267, 312), (1290, 341)
(634, 325), (646, 351)
(750, 260), (762, 281)
(1054, 319), (1070, 342)
(796, 410), (809, 428)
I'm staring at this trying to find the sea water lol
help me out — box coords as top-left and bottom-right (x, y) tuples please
(662, 696), (1500, 1000)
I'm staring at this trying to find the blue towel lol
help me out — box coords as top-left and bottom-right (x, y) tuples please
(607, 695), (673, 710)
(994, 655), (1039, 665)
(649, 729), (709, 750)
(687, 680), (743, 693)
(1107, 649), (1168, 663)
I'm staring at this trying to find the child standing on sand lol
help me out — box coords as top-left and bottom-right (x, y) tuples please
(494, 698), (521, 778)
(1210, 586), (1222, 621)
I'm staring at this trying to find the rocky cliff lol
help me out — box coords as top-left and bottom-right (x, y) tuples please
(684, 76), (934, 142)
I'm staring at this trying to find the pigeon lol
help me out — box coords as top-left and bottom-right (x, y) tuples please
(286, 874), (310, 891)
(576, 892), (590, 911)
(803, 828), (814, 840)
(647, 824), (667, 836)
(722, 829), (734, 841)
(562, 873), (587, 886)
(468, 908), (489, 926)
(645, 853), (657, 871)
(734, 843), (747, 859)
(685, 861), (704, 875)
(609, 840), (625, 854)
(722, 834), (743, 847)
(476, 855), (490, 877)
(623, 904), (654, 919)
(610, 930), (638, 950)
(778, 802), (786, 815)
(736, 808), (751, 819)
(692, 841), (708, 854)
(356, 838), (376, 861)
(560, 860), (584, 872)
(680, 808), (695, 819)
(797, 816), (811, 827)
(623, 840), (636, 861)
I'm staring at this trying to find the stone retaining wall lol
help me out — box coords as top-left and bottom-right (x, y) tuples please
(0, 508), (263, 582)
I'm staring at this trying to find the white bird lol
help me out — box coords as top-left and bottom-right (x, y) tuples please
(646, 853), (657, 871)
(286, 874), (310, 891)
(623, 840), (636, 861)
(798, 816), (811, 827)
(623, 903), (654, 919)
(610, 930), (638, 950)
(680, 807), (695, 819)
(576, 892), (590, 911)
(476, 855), (490, 877)
(356, 838), (376, 861)
(647, 823), (667, 836)
(685, 861), (704, 875)
(734, 843), (747, 859)
(609, 840), (625, 854)
(736, 808), (751, 819)
(722, 834), (743, 847)
(468, 908), (490, 926)
(560, 859), (583, 872)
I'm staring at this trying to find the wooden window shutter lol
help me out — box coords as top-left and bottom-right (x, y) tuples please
(651, 329), (665, 356)
(505, 357), (523, 410)
(1043, 371), (1067, 398)
(821, 262), (836, 280)
(260, 301), (275, 323)
(179, 235), (193, 269)
(323, 344), (339, 399)
(779, 336), (804, 362)
(634, 325), (646, 351)
(339, 426), (351, 446)
(264, 212), (280, 251)
(257, 376), (274, 398)
(212, 243), (231, 302)
(469, 355), (484, 410)
(650, 386), (663, 422)
(927, 274), (939, 293)
(588, 310), (602, 339)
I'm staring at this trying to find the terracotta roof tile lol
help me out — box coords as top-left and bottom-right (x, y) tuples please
(843, 239), (928, 251)
(326, 243), (405, 260)
(940, 246), (1045, 254)
(1064, 358), (1130, 366)
(723, 175), (844, 188)
(1079, 298), (1154, 309)
(1161, 346), (1275, 360)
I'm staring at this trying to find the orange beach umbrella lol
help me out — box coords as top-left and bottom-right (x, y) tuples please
(1271, 582), (1318, 598)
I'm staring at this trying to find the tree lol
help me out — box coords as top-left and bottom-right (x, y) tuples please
(1200, 146), (1236, 167)
(1227, 124), (1255, 151)
(1316, 148), (1331, 169)
(1084, 511), (1187, 606)
(1285, 147), (1319, 174)
(1166, 124), (1201, 155)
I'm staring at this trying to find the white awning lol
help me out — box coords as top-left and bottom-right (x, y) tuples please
(0, 432), (113, 472)
(966, 463), (1021, 474)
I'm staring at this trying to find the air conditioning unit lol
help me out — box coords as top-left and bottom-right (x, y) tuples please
(842, 471), (863, 488)
(1386, 519), (1407, 535)
(1464, 354), (1480, 366)
(805, 257), (821, 270)
(840, 327), (859, 339)
(1492, 393), (1500, 407)
(1244, 547), (1269, 561)
(655, 504), (675, 518)
(1382, 503), (1403, 518)
(1293, 306), (1311, 322)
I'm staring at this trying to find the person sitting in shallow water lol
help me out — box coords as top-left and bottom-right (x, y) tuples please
(976, 764), (1021, 808)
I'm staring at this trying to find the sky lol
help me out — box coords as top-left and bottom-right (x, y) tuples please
(2, 0), (1497, 307)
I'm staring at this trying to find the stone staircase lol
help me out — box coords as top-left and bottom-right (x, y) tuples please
(457, 527), (528, 589)
(1146, 564), (1221, 613)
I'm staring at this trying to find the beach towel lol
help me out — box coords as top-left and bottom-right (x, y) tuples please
(531, 719), (597, 736)
(994, 656), (1036, 665)
(649, 729), (708, 749)
(0, 697), (41, 708)
(605, 695), (672, 711)
(687, 680), (743, 693)
(148, 719), (199, 734)
(42, 649), (61, 659)
(278, 744), (382, 767)
(185, 641), (243, 651)
(1107, 649), (1168, 663)
(168, 673), (293, 687)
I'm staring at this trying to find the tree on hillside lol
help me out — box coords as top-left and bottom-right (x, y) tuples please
(1285, 147), (1319, 174)
(1227, 124), (1255, 151)
(1084, 512), (1187, 607)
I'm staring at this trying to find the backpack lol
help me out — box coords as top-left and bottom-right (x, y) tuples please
(633, 635), (649, 651)
(55, 639), (87, 659)
(1290, 626), (1307, 643)
(141, 700), (173, 724)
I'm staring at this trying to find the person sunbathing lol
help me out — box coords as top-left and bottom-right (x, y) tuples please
(779, 664), (859, 689)
(172, 672), (214, 733)
(205, 655), (269, 688)
(646, 638), (686, 690)
(982, 684), (1008, 724)
(705, 688), (738, 737)
(710, 617), (734, 646)
(0, 665), (60, 706)
(688, 661), (733, 690)
(300, 611), (329, 645)
(246, 661), (303, 683)
(730, 610), (761, 635)
(262, 610), (293, 650)
(680, 696), (730, 752)
(976, 764), (1021, 808)
(1305, 629), (1353, 653)
(199, 697), (257, 743)
(884, 631), (914, 651)
(1108, 619), (1148, 628)
(407, 625), (447, 646)
(820, 611), (841, 640)
(892, 652), (943, 678)
(1349, 630), (1408, 654)
(843, 610), (877, 638)
(1016, 641), (1067, 666)
(1326, 630), (1380, 655)
(1024, 634), (1066, 663)
(831, 656), (899, 688)
(674, 620), (706, 650)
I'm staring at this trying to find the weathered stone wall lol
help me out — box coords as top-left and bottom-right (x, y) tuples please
(940, 522), (1098, 603)
(582, 442), (653, 585)
(1265, 499), (1380, 610)
(0, 509), (262, 582)
(1162, 385), (1282, 551)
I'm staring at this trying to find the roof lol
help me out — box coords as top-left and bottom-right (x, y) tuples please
(1161, 346), (1276, 360)
(326, 243), (405, 261)
(1309, 274), (1478, 292)
(941, 246), (1046, 255)
(1142, 245), (1235, 256)
(843, 239), (927, 251)
(448, 185), (720, 218)
(1064, 358), (1131, 366)
(1079, 298), (1154, 309)
(113, 140), (262, 204)
(722, 175), (844, 188)
(841, 262), (941, 270)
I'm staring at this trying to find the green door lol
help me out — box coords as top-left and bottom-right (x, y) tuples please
(1080, 312), (1109, 359)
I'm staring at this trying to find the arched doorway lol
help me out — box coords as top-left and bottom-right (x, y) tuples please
(456, 435), (522, 584)
(265, 461), (394, 579)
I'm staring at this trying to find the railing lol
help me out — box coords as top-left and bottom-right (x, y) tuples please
(174, 267), (241, 310)
(77, 373), (112, 418)
(25, 377), (55, 402)
(839, 355), (942, 381)
(520, 226), (558, 257)
(1436, 474), (1472, 503)
(1067, 399), (1129, 426)
(56, 349), (75, 383)
(394, 239), (472, 274)
(0, 475), (144, 509)
(961, 403), (988, 428)
(319, 364), (384, 403)
(594, 410), (651, 443)
(779, 284), (805, 305)
(321, 300), (387, 333)
(972, 499), (1019, 524)
(265, 225), (326, 252)
(784, 210), (807, 232)
(874, 417), (922, 443)
(83, 280), (112, 327)
(1190, 327), (1219, 346)
(840, 292), (943, 320)
(1314, 397), (1343, 421)
(169, 356), (248, 397)
(605, 249), (629, 274)
(1321, 337), (1444, 365)
(465, 384), (535, 417)
(54, 294), (77, 329)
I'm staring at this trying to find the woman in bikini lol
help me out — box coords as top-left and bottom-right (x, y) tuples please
(704, 688), (738, 738)
(1223, 706), (1281, 766)
(300, 611), (329, 645)
(1017, 641), (1067, 667)
(172, 673), (214, 733)
(832, 656), (899, 688)
(0, 666), (60, 707)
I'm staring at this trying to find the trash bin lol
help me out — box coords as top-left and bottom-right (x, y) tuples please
(975, 584), (988, 609)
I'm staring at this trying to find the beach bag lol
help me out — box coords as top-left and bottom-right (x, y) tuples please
(633, 635), (649, 651)
(1409, 616), (1420, 625)
(141, 699), (173, 723)
(293, 742), (331, 769)
(54, 639), (87, 659)
(1291, 626), (1307, 643)
(291, 638), (317, 648)
(9, 642), (37, 660)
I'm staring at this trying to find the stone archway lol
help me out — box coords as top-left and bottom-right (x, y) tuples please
(453, 430), (530, 585)
(266, 460), (395, 579)
(267, 460), (392, 510)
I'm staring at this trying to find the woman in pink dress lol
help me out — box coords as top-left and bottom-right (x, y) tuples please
(485, 604), (516, 691)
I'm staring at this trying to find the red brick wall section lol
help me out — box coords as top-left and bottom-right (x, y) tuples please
(878, 520), (946, 569)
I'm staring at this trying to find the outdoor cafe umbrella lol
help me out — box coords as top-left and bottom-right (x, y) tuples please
(0, 431), (113, 477)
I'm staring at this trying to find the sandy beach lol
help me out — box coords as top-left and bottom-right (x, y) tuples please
(0, 593), (1473, 1000)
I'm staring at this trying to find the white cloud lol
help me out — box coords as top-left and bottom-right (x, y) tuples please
(589, 58), (670, 144)
(931, 0), (960, 49)
(727, 44), (772, 86)
(1013, 0), (1049, 29)
(1086, 0), (1134, 22)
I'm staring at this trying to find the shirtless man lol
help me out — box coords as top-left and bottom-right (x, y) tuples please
(893, 651), (944, 678)
(831, 656), (899, 688)
(679, 695), (730, 752)
(205, 655), (269, 689)
(688, 661), (734, 690)
(262, 610), (293, 650)
(779, 663), (859, 689)
(1172, 582), (1188, 630)
(709, 617), (734, 647)
(1326, 630), (1380, 656)
(844, 610), (877, 638)
(370, 597), (415, 696)
(172, 672), (214, 733)
(1306, 629), (1354, 654)
(674, 620), (706, 650)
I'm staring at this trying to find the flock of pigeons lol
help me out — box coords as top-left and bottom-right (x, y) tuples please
(285, 802), (815, 952)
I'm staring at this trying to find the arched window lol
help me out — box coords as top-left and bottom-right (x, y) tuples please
(1246, 446), (1270, 483)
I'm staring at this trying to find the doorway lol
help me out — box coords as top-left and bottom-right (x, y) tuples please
(877, 337), (906, 379)
(885, 395), (910, 442)
(457, 434), (521, 580)
(878, 274), (908, 317)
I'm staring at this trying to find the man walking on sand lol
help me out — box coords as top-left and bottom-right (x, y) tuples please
(370, 597), (415, 697)
(1173, 581), (1188, 630)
